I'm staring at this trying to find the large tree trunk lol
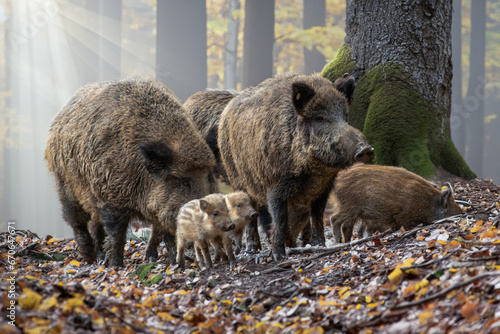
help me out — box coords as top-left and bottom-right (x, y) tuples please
(322, 0), (474, 179)
(224, 0), (240, 90)
(156, 0), (207, 100)
(451, 0), (465, 156)
(99, 0), (122, 81)
(303, 0), (326, 74)
(464, 0), (486, 177)
(241, 0), (274, 88)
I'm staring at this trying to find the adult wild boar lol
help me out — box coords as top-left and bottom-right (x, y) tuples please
(183, 89), (238, 181)
(218, 73), (374, 260)
(45, 79), (216, 267)
(330, 164), (463, 243)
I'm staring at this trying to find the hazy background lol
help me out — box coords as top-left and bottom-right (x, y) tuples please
(0, 0), (499, 237)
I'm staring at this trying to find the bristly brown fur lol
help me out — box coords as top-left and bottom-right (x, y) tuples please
(218, 73), (373, 260)
(45, 79), (216, 266)
(183, 89), (238, 181)
(330, 164), (464, 243)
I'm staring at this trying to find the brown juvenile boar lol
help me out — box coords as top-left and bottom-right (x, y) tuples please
(183, 89), (238, 181)
(45, 79), (216, 267)
(218, 73), (374, 260)
(176, 193), (236, 269)
(330, 164), (464, 243)
(212, 191), (258, 261)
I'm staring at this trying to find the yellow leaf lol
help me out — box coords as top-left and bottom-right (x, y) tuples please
(19, 288), (42, 310)
(318, 299), (338, 307)
(157, 312), (176, 322)
(481, 230), (497, 240)
(419, 310), (433, 325)
(320, 265), (334, 275)
(388, 267), (403, 286)
(415, 279), (429, 292)
(302, 326), (324, 334)
(68, 260), (81, 267)
(470, 227), (480, 233)
(437, 240), (447, 245)
(367, 302), (379, 308)
(39, 295), (59, 311)
(62, 294), (85, 313)
(221, 300), (232, 306)
(365, 295), (373, 303)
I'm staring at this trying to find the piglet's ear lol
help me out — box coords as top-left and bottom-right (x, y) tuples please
(439, 188), (453, 209)
(292, 82), (316, 116)
(139, 141), (174, 180)
(199, 200), (209, 212)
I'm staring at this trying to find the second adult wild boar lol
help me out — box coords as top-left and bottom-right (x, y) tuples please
(183, 89), (238, 181)
(45, 79), (216, 266)
(330, 164), (463, 243)
(218, 73), (374, 260)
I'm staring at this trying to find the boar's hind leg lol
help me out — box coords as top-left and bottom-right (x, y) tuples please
(59, 192), (95, 263)
(309, 192), (330, 246)
(268, 186), (289, 261)
(102, 207), (130, 267)
(330, 213), (356, 244)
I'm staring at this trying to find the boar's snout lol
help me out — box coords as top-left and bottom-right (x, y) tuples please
(250, 210), (258, 219)
(222, 222), (235, 232)
(355, 145), (375, 163)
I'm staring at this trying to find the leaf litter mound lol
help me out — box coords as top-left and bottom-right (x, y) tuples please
(1, 177), (500, 333)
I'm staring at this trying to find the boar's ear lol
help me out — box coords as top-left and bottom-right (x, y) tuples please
(333, 73), (356, 104)
(439, 188), (453, 209)
(204, 126), (219, 158)
(139, 141), (174, 179)
(199, 200), (209, 212)
(292, 82), (316, 115)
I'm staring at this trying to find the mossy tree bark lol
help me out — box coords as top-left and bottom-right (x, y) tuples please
(322, 0), (475, 179)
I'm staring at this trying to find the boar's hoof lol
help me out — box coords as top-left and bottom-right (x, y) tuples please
(146, 248), (158, 263)
(272, 246), (286, 262)
(311, 237), (326, 247)
(96, 252), (106, 265)
(355, 146), (375, 163)
(106, 257), (124, 268)
(245, 243), (261, 254)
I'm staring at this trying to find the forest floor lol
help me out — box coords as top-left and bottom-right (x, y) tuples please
(1, 175), (500, 333)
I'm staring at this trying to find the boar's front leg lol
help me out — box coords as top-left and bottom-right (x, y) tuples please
(102, 207), (130, 267)
(245, 205), (271, 253)
(88, 220), (106, 264)
(146, 228), (161, 262)
(268, 185), (289, 261)
(309, 191), (330, 246)
(163, 232), (177, 264)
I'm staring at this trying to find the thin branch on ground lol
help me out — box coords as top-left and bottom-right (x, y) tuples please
(391, 271), (500, 310)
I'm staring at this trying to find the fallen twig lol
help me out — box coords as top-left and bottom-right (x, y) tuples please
(391, 271), (500, 310)
(476, 196), (500, 214)
(306, 230), (393, 260)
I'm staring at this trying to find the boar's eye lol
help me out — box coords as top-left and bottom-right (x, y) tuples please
(315, 115), (327, 122)
(181, 178), (191, 188)
(212, 212), (219, 218)
(235, 203), (241, 208)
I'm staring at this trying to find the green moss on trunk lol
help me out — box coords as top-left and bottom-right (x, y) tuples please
(321, 45), (476, 179)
